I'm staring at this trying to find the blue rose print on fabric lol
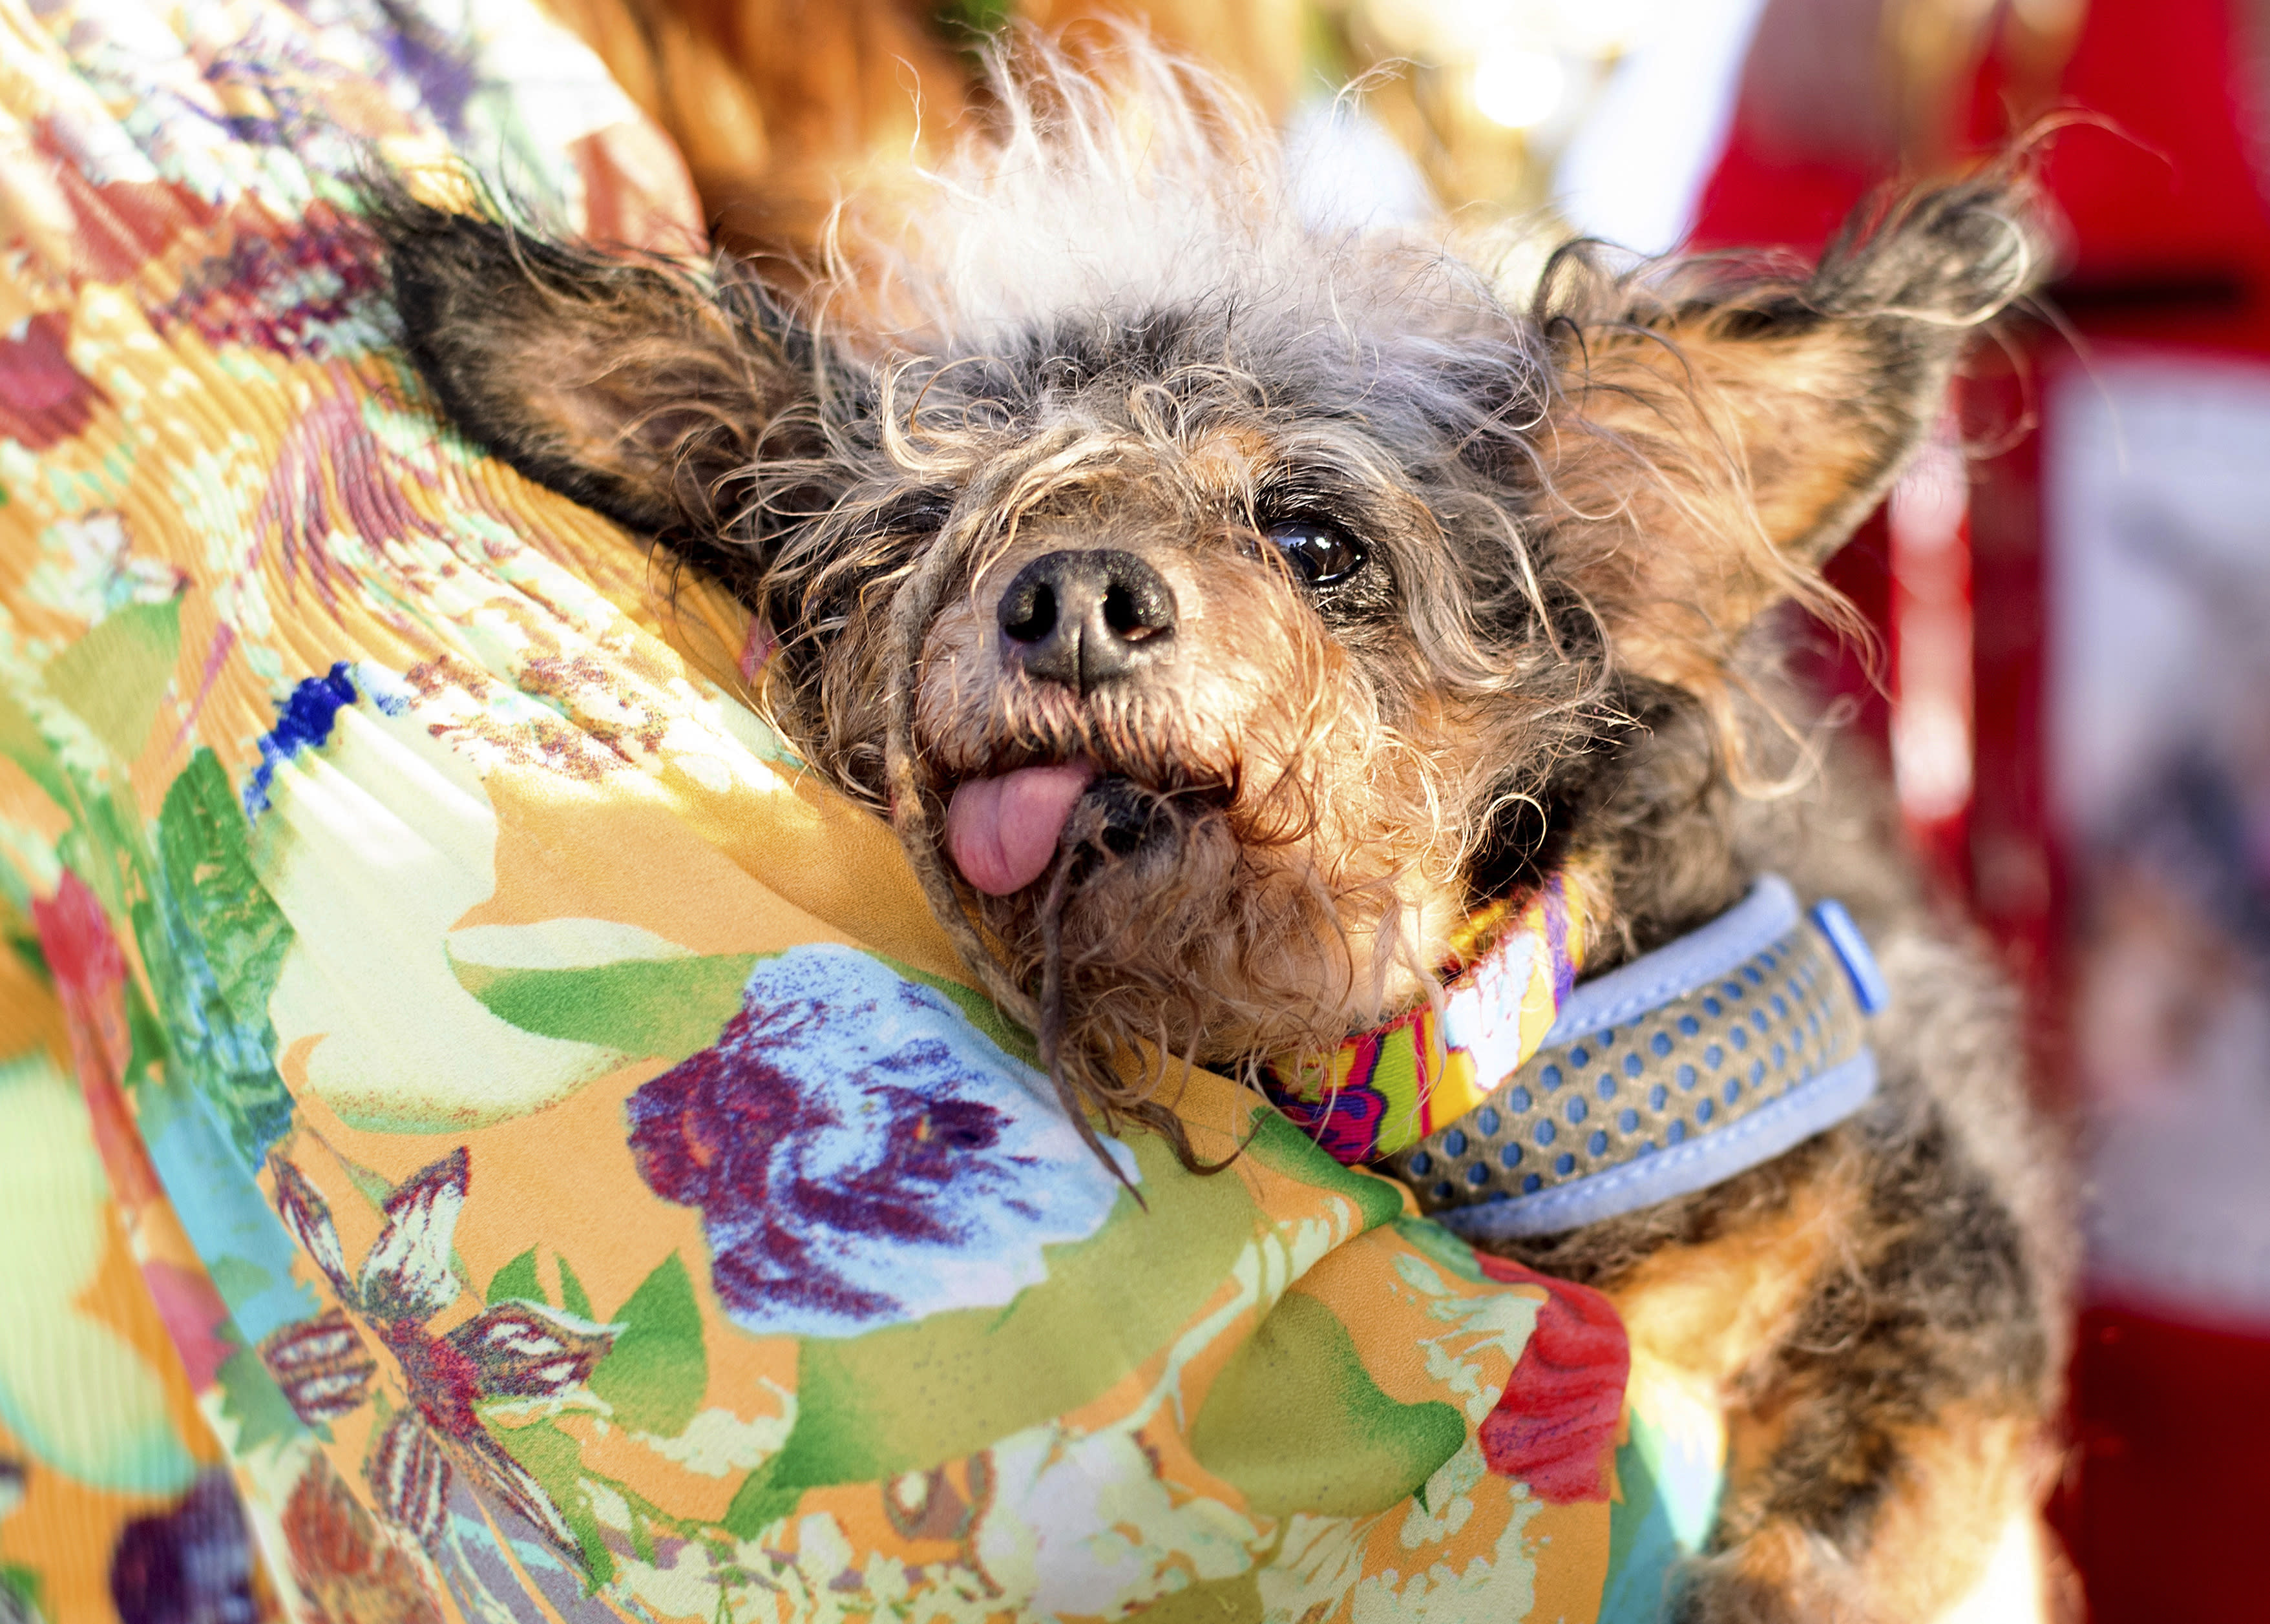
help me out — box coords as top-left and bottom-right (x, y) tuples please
(624, 945), (1137, 1338)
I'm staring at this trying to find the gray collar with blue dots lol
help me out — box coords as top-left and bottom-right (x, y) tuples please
(1383, 876), (1887, 1240)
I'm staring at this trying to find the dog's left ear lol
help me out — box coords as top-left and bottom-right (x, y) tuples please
(372, 188), (833, 537)
(1528, 176), (2039, 692)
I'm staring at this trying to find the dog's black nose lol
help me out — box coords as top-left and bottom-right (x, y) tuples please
(996, 548), (1176, 692)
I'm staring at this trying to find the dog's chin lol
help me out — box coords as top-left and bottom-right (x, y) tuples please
(930, 751), (1403, 1061)
(954, 784), (1383, 1066)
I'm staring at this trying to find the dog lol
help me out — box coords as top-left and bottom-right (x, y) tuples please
(373, 39), (2072, 1623)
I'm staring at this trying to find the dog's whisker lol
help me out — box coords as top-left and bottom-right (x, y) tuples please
(1032, 826), (1143, 1196)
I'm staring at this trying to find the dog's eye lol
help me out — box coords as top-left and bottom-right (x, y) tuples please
(1264, 521), (1368, 587)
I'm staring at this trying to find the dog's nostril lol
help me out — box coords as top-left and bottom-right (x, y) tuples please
(1003, 582), (1058, 645)
(1101, 582), (1168, 641)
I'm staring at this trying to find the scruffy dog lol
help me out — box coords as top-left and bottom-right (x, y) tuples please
(375, 43), (2070, 1624)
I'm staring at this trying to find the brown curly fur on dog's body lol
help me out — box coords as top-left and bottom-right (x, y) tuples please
(375, 39), (2070, 1621)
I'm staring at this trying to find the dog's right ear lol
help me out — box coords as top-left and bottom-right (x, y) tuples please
(372, 191), (826, 536)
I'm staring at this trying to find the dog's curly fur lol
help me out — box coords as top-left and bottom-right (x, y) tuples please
(373, 36), (2072, 1622)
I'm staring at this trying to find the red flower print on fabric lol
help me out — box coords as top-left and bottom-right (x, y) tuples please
(262, 1149), (616, 1554)
(1475, 1253), (1632, 1503)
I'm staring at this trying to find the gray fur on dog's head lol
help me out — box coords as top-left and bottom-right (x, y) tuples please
(374, 34), (2040, 1156)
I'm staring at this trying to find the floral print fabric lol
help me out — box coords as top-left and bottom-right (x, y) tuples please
(0, 0), (1724, 1618)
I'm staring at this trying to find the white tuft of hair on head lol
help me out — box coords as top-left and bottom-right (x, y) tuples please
(824, 25), (1555, 373)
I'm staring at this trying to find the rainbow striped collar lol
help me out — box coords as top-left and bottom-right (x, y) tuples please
(1262, 870), (1587, 1165)
(1264, 875), (1887, 1233)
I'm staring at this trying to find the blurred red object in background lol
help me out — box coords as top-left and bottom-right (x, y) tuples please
(1694, 3), (2270, 1619)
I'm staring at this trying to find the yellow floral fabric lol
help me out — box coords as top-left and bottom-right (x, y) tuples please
(0, 0), (1723, 1619)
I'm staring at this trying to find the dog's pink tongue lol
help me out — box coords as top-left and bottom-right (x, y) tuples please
(945, 762), (1098, 896)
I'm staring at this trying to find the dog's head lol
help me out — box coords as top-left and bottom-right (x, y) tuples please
(379, 46), (2035, 1147)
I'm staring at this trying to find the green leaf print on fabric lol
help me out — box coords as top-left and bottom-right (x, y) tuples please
(0, 687), (67, 809)
(491, 1419), (616, 1588)
(1392, 1213), (1491, 1284)
(724, 1131), (1256, 1536)
(4, 639), (310, 1337)
(486, 1249), (543, 1307)
(45, 598), (180, 762)
(588, 1255), (704, 1439)
(1190, 1287), (1467, 1517)
(1135, 1570), (1266, 1624)
(213, 1343), (304, 1455)
(556, 1258), (594, 1322)
(1239, 1107), (1406, 1234)
(451, 952), (759, 1063)
(1, 1564), (41, 1624)
(145, 749), (294, 1168)
(476, 1249), (707, 1441)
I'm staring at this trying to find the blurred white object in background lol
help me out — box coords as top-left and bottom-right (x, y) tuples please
(2050, 354), (2270, 1328)
(1554, 0), (1770, 252)
(2050, 358), (2270, 836)
(1891, 414), (1977, 829)
(1320, 0), (1753, 236)
(1283, 97), (1438, 233)
(1472, 41), (1566, 129)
